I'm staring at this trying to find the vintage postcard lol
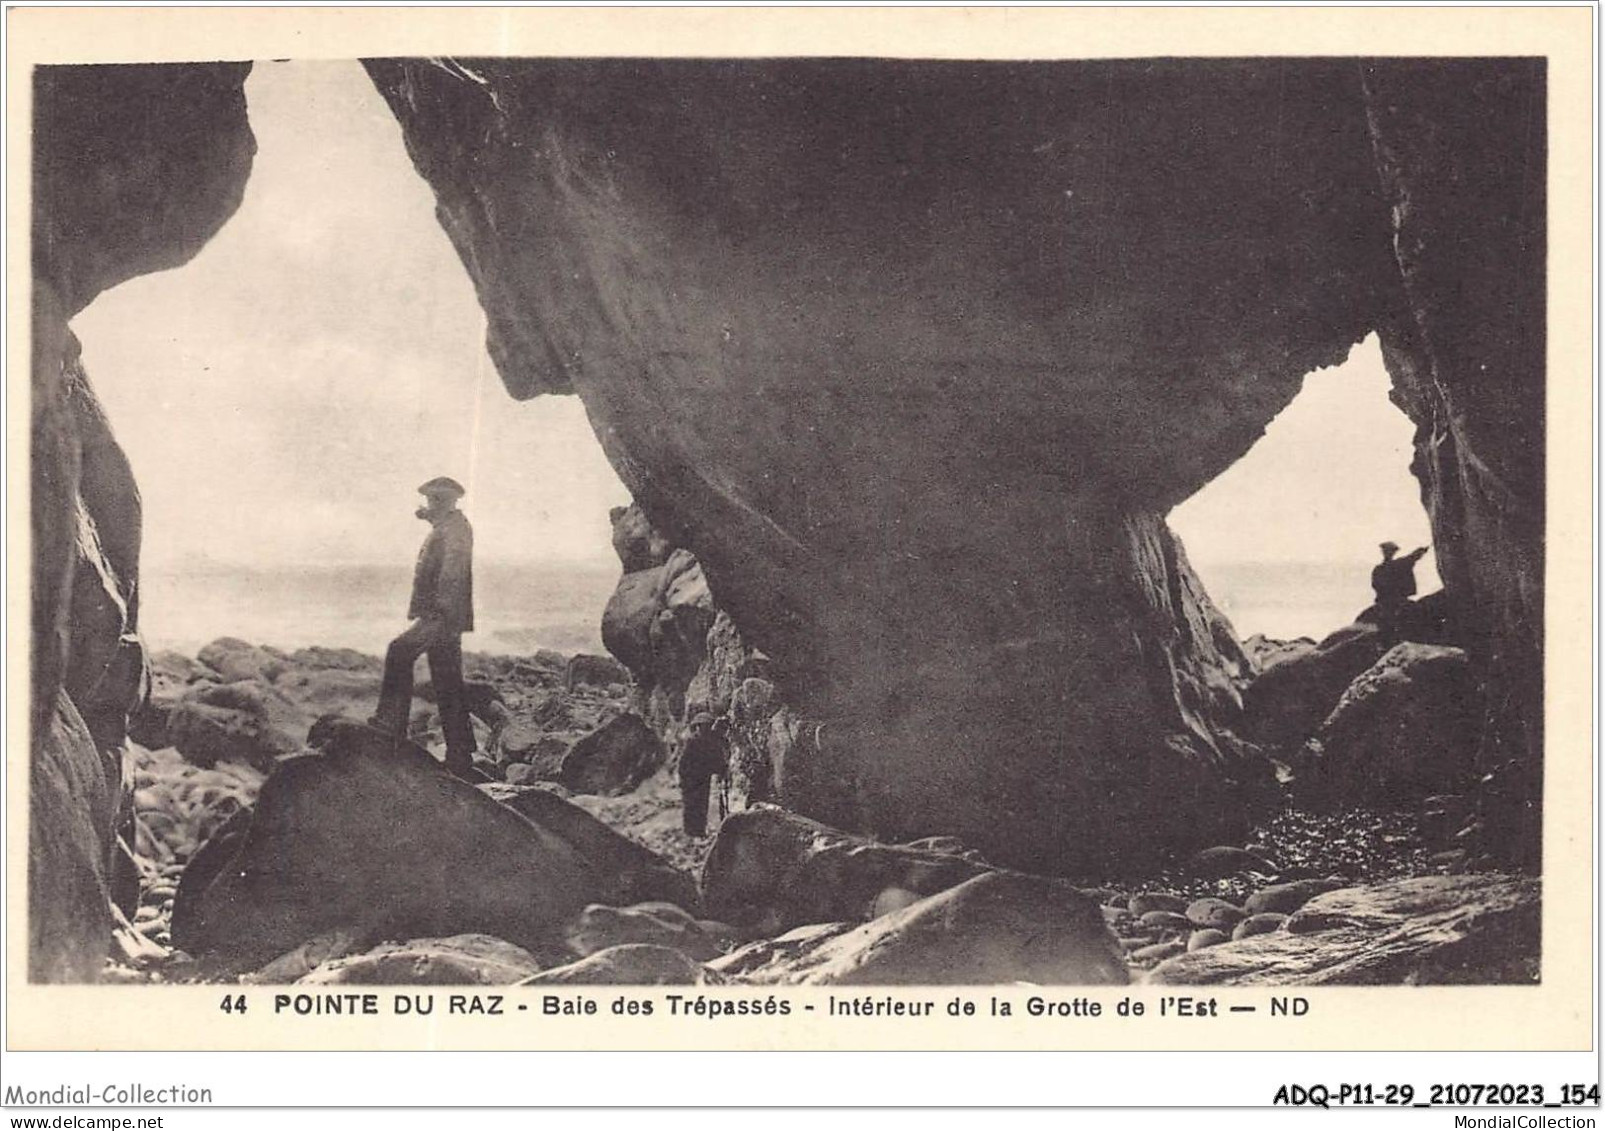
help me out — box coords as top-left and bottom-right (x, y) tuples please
(4, 4), (1595, 1068)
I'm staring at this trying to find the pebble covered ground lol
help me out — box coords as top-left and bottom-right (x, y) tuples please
(1068, 805), (1462, 972)
(106, 744), (265, 981)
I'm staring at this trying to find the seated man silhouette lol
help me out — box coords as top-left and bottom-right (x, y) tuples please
(1371, 540), (1430, 640)
(371, 476), (477, 776)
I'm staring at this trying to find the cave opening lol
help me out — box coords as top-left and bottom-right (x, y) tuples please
(1167, 333), (1440, 645)
(69, 59), (633, 660)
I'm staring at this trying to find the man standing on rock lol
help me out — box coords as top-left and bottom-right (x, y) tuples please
(371, 476), (477, 777)
(1371, 540), (1430, 639)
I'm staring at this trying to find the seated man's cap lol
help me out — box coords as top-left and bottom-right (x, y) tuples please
(418, 476), (466, 499)
(1379, 541), (1399, 553)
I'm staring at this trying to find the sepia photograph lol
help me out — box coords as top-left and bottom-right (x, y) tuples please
(7, 5), (1592, 1079)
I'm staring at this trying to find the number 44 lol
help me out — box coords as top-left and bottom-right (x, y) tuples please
(219, 994), (247, 1015)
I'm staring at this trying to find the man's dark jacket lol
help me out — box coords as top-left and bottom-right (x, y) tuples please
(409, 509), (474, 632)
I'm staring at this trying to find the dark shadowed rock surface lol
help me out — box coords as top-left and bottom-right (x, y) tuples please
(363, 56), (1421, 872)
(1365, 60), (1546, 865)
(479, 782), (700, 912)
(701, 806), (992, 933)
(29, 693), (123, 982)
(736, 872), (1129, 985)
(559, 713), (666, 796)
(1147, 875), (1538, 985)
(33, 241), (228, 982)
(1241, 621), (1391, 747)
(31, 76), (254, 990)
(1302, 644), (1481, 806)
(172, 721), (603, 967)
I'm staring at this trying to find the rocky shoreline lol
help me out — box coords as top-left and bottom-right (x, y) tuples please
(107, 629), (1538, 988)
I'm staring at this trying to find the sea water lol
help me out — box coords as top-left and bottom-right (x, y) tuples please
(137, 560), (621, 657)
(1199, 559), (1407, 642)
(136, 557), (1380, 660)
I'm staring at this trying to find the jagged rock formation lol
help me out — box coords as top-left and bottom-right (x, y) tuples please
(30, 58), (1548, 981)
(1362, 60), (1546, 865)
(368, 56), (1532, 871)
(30, 63), (255, 980)
(599, 503), (800, 812)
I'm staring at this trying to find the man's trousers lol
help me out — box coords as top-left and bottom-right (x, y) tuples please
(373, 617), (476, 773)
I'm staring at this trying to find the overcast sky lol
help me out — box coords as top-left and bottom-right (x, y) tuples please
(73, 58), (1434, 609)
(1170, 333), (1439, 587)
(74, 59), (632, 572)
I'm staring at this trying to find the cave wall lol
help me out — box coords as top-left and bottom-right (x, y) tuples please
(25, 56), (1547, 975)
(365, 57), (1405, 870)
(29, 62), (255, 979)
(1363, 60), (1546, 865)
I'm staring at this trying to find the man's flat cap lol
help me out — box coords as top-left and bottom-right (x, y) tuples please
(1379, 541), (1399, 553)
(418, 476), (466, 499)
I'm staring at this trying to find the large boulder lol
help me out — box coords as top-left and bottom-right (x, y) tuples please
(171, 720), (605, 967)
(1241, 621), (1391, 746)
(1301, 643), (1481, 806)
(610, 502), (675, 572)
(701, 806), (992, 933)
(1241, 635), (1317, 676)
(1147, 874), (1539, 985)
(602, 541), (717, 708)
(267, 665), (384, 719)
(165, 679), (308, 771)
(493, 723), (573, 777)
(197, 637), (284, 683)
(558, 713), (665, 796)
(734, 872), (1129, 985)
